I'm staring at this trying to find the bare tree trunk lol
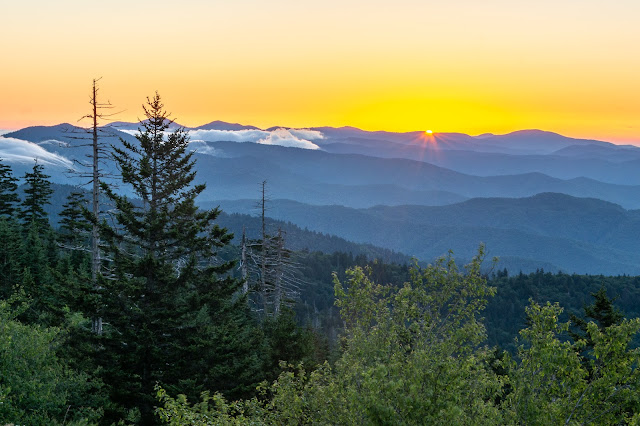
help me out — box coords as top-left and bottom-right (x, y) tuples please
(90, 79), (103, 335)
(273, 228), (283, 317)
(243, 180), (302, 317)
(241, 226), (248, 294)
(260, 180), (268, 315)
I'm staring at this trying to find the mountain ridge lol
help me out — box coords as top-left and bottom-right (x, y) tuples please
(5, 126), (640, 208)
(210, 193), (640, 275)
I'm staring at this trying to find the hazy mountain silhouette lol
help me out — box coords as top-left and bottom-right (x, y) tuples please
(5, 125), (640, 207)
(191, 141), (640, 208)
(211, 193), (640, 275)
(194, 120), (260, 131)
(106, 120), (184, 131)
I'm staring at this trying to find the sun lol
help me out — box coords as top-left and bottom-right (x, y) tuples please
(426, 130), (433, 134)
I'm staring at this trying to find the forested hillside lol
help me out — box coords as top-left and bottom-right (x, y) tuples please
(215, 194), (640, 275)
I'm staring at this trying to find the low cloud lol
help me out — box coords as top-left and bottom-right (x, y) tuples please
(118, 127), (324, 151)
(188, 128), (322, 150)
(38, 139), (70, 148)
(188, 140), (219, 156)
(0, 137), (74, 168)
(288, 129), (324, 141)
(256, 128), (320, 150)
(189, 129), (268, 143)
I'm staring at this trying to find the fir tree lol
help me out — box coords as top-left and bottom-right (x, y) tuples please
(10, 162), (66, 325)
(18, 161), (53, 229)
(0, 159), (21, 297)
(19, 222), (67, 326)
(59, 191), (91, 249)
(569, 287), (625, 376)
(56, 192), (94, 314)
(570, 286), (624, 334)
(0, 159), (19, 217)
(100, 93), (261, 423)
(0, 218), (24, 298)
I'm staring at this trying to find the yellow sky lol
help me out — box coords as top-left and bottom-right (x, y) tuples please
(1, 0), (639, 143)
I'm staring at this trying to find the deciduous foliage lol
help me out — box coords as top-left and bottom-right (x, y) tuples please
(317, 247), (502, 424)
(486, 270), (640, 352)
(503, 301), (640, 424)
(157, 247), (505, 424)
(156, 248), (640, 425)
(0, 297), (102, 425)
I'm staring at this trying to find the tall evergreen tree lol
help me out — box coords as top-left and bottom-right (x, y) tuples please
(100, 93), (260, 424)
(12, 161), (66, 325)
(59, 191), (91, 248)
(569, 287), (625, 376)
(570, 287), (624, 334)
(57, 191), (92, 292)
(0, 159), (19, 217)
(0, 161), (22, 296)
(18, 161), (53, 229)
(19, 223), (56, 324)
(0, 218), (24, 298)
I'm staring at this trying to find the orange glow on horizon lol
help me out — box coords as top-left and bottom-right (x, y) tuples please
(0, 1), (638, 145)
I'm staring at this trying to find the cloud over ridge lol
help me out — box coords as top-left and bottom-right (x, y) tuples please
(188, 128), (322, 150)
(120, 127), (323, 151)
(0, 137), (73, 168)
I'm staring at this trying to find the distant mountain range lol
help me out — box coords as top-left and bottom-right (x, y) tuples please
(211, 193), (640, 275)
(106, 120), (262, 132)
(2, 120), (640, 274)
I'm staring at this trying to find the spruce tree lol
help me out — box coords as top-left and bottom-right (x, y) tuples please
(569, 287), (625, 376)
(20, 223), (56, 324)
(0, 218), (24, 298)
(12, 161), (66, 325)
(57, 191), (93, 307)
(570, 287), (624, 333)
(0, 161), (22, 296)
(59, 191), (91, 248)
(0, 159), (19, 217)
(18, 161), (53, 229)
(100, 93), (260, 423)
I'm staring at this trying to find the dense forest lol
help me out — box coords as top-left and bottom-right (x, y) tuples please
(1, 95), (640, 424)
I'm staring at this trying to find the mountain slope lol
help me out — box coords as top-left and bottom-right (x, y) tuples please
(194, 120), (260, 131)
(196, 141), (640, 208)
(211, 194), (640, 275)
(323, 142), (640, 185)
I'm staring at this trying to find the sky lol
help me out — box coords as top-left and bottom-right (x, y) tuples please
(1, 0), (639, 143)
